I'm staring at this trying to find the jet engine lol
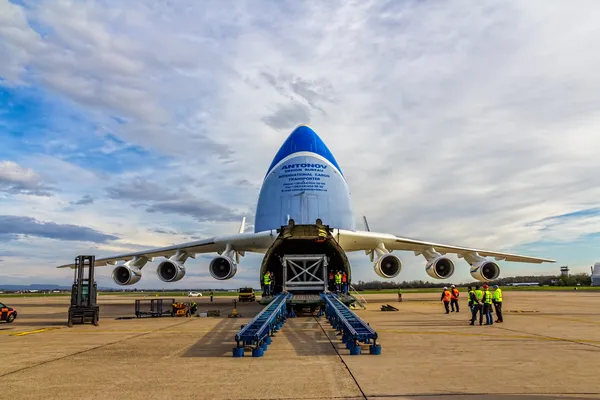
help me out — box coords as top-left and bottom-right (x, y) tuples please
(374, 254), (402, 279)
(156, 260), (186, 282)
(112, 265), (142, 286)
(209, 255), (237, 280)
(425, 256), (455, 279)
(470, 260), (500, 282)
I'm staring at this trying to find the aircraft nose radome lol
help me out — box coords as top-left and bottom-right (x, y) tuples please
(266, 125), (343, 176)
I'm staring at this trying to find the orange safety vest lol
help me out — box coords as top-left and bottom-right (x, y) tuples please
(451, 288), (459, 300)
(443, 290), (451, 302)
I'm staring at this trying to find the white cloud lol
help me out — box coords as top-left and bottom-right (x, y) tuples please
(1, 0), (600, 286)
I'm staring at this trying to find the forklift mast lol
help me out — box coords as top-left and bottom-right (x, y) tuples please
(68, 255), (99, 327)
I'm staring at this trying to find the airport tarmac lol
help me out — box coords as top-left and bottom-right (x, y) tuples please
(1, 291), (599, 400)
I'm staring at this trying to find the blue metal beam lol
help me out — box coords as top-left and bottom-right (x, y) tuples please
(233, 293), (291, 357)
(321, 293), (381, 355)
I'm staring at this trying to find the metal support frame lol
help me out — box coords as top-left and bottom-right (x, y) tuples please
(321, 293), (380, 355)
(233, 293), (291, 357)
(282, 254), (328, 292)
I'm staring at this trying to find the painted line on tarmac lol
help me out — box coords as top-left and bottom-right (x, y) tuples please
(0, 318), (195, 378)
(377, 329), (600, 344)
(517, 313), (600, 326)
(402, 308), (600, 349)
(4, 327), (63, 336)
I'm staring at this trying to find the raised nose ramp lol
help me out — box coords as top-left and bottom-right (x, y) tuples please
(233, 292), (291, 357)
(322, 292), (381, 355)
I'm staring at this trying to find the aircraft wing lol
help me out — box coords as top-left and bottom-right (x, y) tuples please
(334, 229), (555, 263)
(56, 229), (278, 269)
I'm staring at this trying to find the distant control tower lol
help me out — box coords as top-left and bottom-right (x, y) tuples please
(560, 266), (570, 277)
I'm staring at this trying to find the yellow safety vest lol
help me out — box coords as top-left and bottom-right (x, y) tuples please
(263, 274), (271, 285)
(493, 288), (503, 302)
(468, 290), (475, 304)
(484, 290), (492, 304)
(475, 289), (483, 302)
(335, 274), (342, 284)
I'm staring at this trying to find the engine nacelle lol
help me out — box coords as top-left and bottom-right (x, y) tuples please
(425, 256), (455, 279)
(112, 265), (142, 286)
(374, 254), (402, 279)
(209, 256), (237, 280)
(470, 260), (501, 282)
(156, 260), (186, 282)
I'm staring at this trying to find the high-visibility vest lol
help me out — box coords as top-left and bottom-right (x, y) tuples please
(475, 289), (484, 302)
(342, 274), (347, 283)
(484, 290), (492, 304)
(493, 288), (503, 302)
(335, 274), (342, 284)
(443, 290), (451, 302)
(468, 290), (475, 304)
(451, 288), (459, 300)
(263, 274), (271, 285)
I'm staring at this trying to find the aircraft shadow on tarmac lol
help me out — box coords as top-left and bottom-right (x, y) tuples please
(282, 317), (336, 356)
(182, 318), (244, 358)
(12, 319), (68, 327)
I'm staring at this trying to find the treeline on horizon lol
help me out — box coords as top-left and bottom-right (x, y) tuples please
(351, 273), (592, 290)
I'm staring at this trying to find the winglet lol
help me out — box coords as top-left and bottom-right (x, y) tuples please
(238, 217), (246, 234)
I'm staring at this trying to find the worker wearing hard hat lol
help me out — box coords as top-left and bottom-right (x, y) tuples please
(450, 284), (460, 312)
(441, 287), (451, 314)
(492, 284), (503, 323)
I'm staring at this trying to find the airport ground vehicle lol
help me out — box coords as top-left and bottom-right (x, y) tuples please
(188, 291), (203, 297)
(0, 302), (17, 323)
(238, 287), (256, 302)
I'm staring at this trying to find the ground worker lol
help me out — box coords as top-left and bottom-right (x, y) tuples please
(263, 271), (271, 297)
(190, 301), (198, 316)
(441, 286), (451, 314)
(329, 270), (334, 291)
(493, 284), (503, 323)
(342, 271), (348, 294)
(269, 271), (274, 295)
(467, 286), (474, 316)
(397, 287), (403, 302)
(470, 285), (483, 325)
(450, 284), (460, 312)
(483, 284), (494, 325)
(210, 290), (214, 303)
(335, 271), (342, 292)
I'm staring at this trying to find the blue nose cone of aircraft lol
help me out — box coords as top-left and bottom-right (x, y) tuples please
(266, 125), (343, 177)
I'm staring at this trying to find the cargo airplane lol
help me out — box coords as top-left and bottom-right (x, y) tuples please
(58, 125), (555, 292)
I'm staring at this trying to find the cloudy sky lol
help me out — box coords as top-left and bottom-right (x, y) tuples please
(1, 0), (600, 289)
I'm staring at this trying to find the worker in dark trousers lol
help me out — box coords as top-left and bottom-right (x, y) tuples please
(263, 272), (271, 297)
(335, 271), (342, 293)
(450, 285), (459, 312)
(441, 287), (451, 314)
(482, 284), (494, 325)
(467, 286), (475, 317)
(493, 284), (503, 323)
(329, 270), (334, 291)
(210, 290), (214, 303)
(342, 272), (348, 294)
(470, 285), (483, 325)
